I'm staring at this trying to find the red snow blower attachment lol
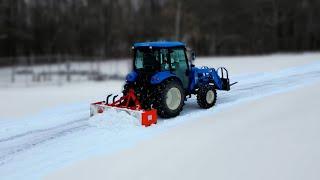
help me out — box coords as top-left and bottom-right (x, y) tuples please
(90, 89), (157, 127)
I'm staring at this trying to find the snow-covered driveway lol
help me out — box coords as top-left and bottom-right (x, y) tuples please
(0, 57), (320, 179)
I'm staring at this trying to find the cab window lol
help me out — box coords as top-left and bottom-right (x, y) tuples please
(170, 49), (187, 70)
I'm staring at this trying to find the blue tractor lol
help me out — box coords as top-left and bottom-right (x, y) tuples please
(122, 41), (236, 118)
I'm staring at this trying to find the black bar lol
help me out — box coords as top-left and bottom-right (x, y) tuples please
(113, 95), (119, 103)
(106, 94), (113, 104)
(230, 82), (238, 86)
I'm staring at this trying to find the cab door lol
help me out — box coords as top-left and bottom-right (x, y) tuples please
(169, 48), (189, 89)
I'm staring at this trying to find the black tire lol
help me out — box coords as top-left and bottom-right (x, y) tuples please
(197, 84), (217, 109)
(155, 79), (185, 118)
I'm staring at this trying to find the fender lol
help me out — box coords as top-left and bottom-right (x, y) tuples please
(126, 71), (138, 82)
(150, 71), (177, 85)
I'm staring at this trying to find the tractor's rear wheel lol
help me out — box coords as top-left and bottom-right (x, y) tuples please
(155, 79), (185, 118)
(197, 84), (217, 109)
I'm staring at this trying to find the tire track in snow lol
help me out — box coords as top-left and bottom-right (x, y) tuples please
(0, 118), (90, 166)
(0, 118), (88, 143)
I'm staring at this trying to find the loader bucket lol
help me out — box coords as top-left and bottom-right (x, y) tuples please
(90, 89), (157, 127)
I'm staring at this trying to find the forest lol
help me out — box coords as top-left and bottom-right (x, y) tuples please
(0, 0), (319, 61)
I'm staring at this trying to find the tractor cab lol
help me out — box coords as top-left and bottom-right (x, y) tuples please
(132, 41), (190, 89)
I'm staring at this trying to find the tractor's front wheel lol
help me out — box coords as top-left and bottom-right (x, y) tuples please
(197, 84), (217, 109)
(155, 79), (185, 118)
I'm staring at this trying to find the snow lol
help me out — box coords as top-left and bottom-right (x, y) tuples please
(0, 80), (124, 119)
(49, 82), (320, 180)
(197, 52), (319, 76)
(0, 53), (318, 119)
(89, 109), (142, 129)
(0, 59), (131, 88)
(0, 53), (319, 180)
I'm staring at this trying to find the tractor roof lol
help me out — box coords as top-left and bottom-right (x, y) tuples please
(133, 41), (185, 48)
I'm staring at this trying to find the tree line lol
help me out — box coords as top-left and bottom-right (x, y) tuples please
(0, 0), (319, 60)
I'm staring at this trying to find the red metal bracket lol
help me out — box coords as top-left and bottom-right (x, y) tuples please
(108, 89), (142, 110)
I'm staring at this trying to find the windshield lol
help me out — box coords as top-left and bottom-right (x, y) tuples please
(134, 49), (161, 71)
(134, 48), (187, 72)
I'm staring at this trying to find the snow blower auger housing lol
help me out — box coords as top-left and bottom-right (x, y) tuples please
(90, 41), (237, 126)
